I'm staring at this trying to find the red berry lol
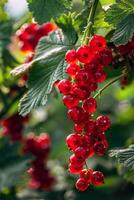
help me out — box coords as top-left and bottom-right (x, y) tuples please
(74, 123), (83, 134)
(69, 163), (83, 174)
(83, 97), (97, 113)
(89, 35), (107, 52)
(80, 169), (93, 183)
(75, 70), (90, 88)
(84, 119), (96, 133)
(96, 115), (111, 131)
(95, 70), (107, 83)
(63, 94), (79, 108)
(65, 49), (77, 63)
(69, 154), (85, 166)
(67, 106), (85, 123)
(91, 171), (104, 186)
(66, 63), (80, 76)
(75, 178), (89, 191)
(76, 46), (94, 64)
(93, 142), (108, 156)
(100, 48), (112, 65)
(66, 134), (83, 150)
(74, 147), (87, 160)
(71, 84), (90, 100)
(58, 79), (72, 95)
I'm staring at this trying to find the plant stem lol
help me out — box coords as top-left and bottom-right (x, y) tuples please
(94, 75), (123, 99)
(85, 161), (89, 169)
(81, 0), (99, 45)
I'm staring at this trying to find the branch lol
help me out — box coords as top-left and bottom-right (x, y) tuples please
(94, 75), (123, 99)
(81, 0), (99, 45)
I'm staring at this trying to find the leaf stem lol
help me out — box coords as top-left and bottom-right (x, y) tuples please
(81, 0), (99, 45)
(94, 75), (123, 99)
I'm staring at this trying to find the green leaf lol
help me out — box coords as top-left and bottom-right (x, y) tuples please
(110, 145), (134, 169)
(111, 14), (134, 45)
(56, 13), (78, 45)
(27, 0), (72, 24)
(105, 0), (134, 27)
(17, 30), (76, 116)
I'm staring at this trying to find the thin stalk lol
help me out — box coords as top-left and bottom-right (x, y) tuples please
(94, 75), (123, 99)
(81, 0), (99, 45)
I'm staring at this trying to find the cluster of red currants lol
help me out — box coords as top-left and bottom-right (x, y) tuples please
(116, 35), (134, 88)
(23, 133), (55, 190)
(117, 35), (134, 56)
(57, 35), (112, 191)
(16, 22), (57, 52)
(1, 113), (28, 141)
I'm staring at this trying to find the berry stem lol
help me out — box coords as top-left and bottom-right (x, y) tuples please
(81, 0), (99, 45)
(94, 75), (123, 99)
(85, 161), (89, 170)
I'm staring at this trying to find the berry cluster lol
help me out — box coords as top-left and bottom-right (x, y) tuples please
(117, 35), (134, 56)
(57, 35), (112, 191)
(23, 133), (55, 190)
(16, 22), (57, 52)
(115, 35), (134, 88)
(1, 113), (28, 141)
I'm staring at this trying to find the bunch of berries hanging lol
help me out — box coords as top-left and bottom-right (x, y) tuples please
(115, 35), (134, 88)
(16, 22), (57, 52)
(23, 133), (55, 190)
(1, 113), (29, 141)
(57, 35), (112, 191)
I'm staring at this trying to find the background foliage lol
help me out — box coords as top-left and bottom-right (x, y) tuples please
(0, 0), (134, 199)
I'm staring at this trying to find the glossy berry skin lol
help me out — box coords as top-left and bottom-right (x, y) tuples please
(75, 178), (89, 191)
(58, 79), (72, 95)
(66, 63), (80, 76)
(83, 97), (97, 113)
(63, 94), (79, 108)
(71, 84), (90, 100)
(91, 171), (104, 186)
(69, 163), (83, 174)
(66, 134), (83, 151)
(80, 169), (93, 184)
(75, 70), (90, 88)
(74, 147), (88, 160)
(89, 35), (106, 52)
(74, 123), (83, 134)
(96, 115), (111, 131)
(95, 70), (107, 83)
(65, 49), (77, 63)
(67, 106), (86, 123)
(69, 154), (85, 166)
(93, 142), (108, 156)
(76, 46), (94, 64)
(84, 119), (96, 133)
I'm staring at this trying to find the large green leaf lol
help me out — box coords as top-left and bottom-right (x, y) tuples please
(110, 145), (134, 169)
(14, 30), (76, 116)
(27, 0), (72, 24)
(105, 0), (134, 27)
(111, 14), (134, 45)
